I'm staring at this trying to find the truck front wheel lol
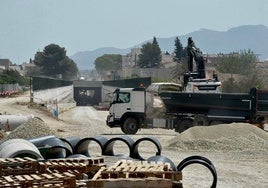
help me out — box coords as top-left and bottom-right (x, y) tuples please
(176, 118), (193, 133)
(122, 118), (139, 134)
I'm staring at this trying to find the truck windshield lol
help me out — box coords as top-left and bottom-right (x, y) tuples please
(117, 92), (130, 103)
(111, 90), (130, 104)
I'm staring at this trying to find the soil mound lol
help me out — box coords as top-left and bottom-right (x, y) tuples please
(168, 123), (268, 152)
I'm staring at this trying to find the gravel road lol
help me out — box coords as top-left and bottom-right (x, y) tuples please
(1, 94), (267, 188)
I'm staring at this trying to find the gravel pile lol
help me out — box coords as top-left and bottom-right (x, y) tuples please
(168, 123), (268, 152)
(0, 130), (7, 140)
(0, 118), (57, 143)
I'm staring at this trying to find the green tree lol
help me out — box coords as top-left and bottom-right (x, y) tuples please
(94, 54), (122, 72)
(138, 37), (162, 68)
(217, 50), (257, 75)
(0, 69), (29, 85)
(217, 49), (263, 92)
(34, 44), (78, 80)
(173, 37), (185, 62)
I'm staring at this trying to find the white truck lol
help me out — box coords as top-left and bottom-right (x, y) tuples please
(106, 79), (222, 134)
(106, 83), (267, 134)
(106, 87), (149, 134)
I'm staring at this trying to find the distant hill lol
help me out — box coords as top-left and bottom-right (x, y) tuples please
(71, 47), (130, 70)
(71, 25), (268, 70)
(157, 25), (268, 59)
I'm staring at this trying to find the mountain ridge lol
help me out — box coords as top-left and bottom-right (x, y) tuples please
(71, 25), (268, 70)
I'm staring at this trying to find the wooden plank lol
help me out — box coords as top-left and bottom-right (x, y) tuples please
(3, 176), (14, 183)
(38, 161), (47, 173)
(87, 177), (173, 188)
(0, 158), (7, 162)
(92, 167), (106, 180)
(15, 175), (25, 181)
(52, 173), (64, 179)
(23, 174), (34, 181)
(24, 157), (36, 162)
(42, 173), (54, 179)
(63, 172), (76, 178)
(31, 174), (42, 180)
(6, 158), (16, 163)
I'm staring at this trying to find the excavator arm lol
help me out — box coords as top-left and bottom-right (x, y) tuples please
(186, 37), (206, 79)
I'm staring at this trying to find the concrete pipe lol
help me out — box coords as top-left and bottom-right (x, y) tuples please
(75, 136), (108, 157)
(147, 155), (176, 171)
(177, 156), (217, 188)
(60, 136), (81, 154)
(0, 114), (34, 131)
(130, 136), (162, 161)
(39, 137), (72, 159)
(0, 139), (43, 159)
(177, 155), (217, 172)
(29, 136), (72, 159)
(28, 135), (56, 146)
(102, 135), (135, 157)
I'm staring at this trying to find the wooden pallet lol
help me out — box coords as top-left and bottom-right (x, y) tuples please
(85, 177), (174, 188)
(100, 160), (181, 180)
(0, 172), (76, 188)
(48, 156), (105, 166)
(0, 157), (40, 176)
(0, 157), (105, 177)
(46, 157), (106, 178)
(85, 160), (182, 188)
(0, 157), (183, 188)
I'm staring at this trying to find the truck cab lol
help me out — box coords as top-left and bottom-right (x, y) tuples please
(106, 88), (147, 134)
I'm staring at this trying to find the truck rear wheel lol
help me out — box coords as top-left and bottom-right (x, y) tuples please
(176, 118), (193, 133)
(193, 115), (209, 126)
(122, 118), (139, 134)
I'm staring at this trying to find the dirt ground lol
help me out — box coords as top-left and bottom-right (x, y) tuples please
(0, 94), (267, 188)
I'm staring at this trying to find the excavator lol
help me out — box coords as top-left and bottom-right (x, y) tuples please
(182, 37), (221, 93)
(187, 37), (206, 78)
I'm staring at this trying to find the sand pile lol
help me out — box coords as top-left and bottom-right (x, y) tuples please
(168, 123), (268, 152)
(0, 118), (57, 143)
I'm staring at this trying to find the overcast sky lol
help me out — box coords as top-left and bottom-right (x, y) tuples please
(0, 0), (267, 64)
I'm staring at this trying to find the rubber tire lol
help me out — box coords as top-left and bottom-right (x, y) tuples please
(193, 115), (209, 126)
(176, 118), (193, 133)
(121, 124), (127, 134)
(122, 118), (139, 135)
